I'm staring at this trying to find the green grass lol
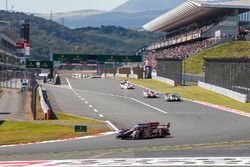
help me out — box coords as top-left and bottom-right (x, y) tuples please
(125, 78), (250, 113)
(0, 120), (110, 145)
(51, 112), (104, 124)
(185, 41), (250, 74)
(0, 112), (110, 146)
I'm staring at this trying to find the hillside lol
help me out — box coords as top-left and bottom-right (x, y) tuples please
(0, 11), (162, 60)
(36, 0), (185, 28)
(37, 9), (106, 20)
(66, 10), (167, 28)
(112, 0), (185, 12)
(185, 41), (250, 75)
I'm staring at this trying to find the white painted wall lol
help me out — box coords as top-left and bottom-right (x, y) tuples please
(198, 81), (248, 103)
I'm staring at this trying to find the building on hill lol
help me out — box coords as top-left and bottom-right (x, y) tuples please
(0, 21), (21, 70)
(142, 0), (250, 69)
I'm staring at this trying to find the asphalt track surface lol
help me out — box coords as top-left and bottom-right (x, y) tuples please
(0, 78), (250, 160)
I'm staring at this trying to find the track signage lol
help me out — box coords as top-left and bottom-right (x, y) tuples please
(26, 61), (54, 69)
(74, 125), (87, 132)
(53, 54), (142, 63)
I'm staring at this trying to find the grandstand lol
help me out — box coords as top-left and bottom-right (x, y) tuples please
(0, 21), (21, 70)
(143, 0), (250, 69)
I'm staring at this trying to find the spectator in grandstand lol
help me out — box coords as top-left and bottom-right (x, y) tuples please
(145, 37), (220, 69)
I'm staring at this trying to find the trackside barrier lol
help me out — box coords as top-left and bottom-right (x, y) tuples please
(102, 73), (139, 79)
(38, 86), (51, 120)
(198, 81), (248, 103)
(152, 75), (176, 87)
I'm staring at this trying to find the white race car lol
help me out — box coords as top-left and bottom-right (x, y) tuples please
(164, 93), (181, 101)
(120, 82), (135, 89)
(120, 80), (128, 84)
(72, 73), (82, 79)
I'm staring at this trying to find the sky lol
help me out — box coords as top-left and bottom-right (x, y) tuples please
(0, 0), (129, 13)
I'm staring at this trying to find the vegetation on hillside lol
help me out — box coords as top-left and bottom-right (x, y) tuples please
(185, 41), (250, 75)
(0, 11), (162, 60)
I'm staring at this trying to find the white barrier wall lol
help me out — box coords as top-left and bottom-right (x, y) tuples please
(152, 75), (176, 86)
(103, 73), (138, 79)
(198, 81), (248, 103)
(38, 86), (50, 118)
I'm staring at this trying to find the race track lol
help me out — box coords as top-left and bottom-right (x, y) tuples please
(0, 78), (250, 160)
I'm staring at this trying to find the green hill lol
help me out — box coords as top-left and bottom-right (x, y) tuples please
(0, 11), (161, 60)
(185, 41), (250, 75)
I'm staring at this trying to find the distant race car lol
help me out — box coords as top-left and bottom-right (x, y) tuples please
(72, 73), (82, 79)
(89, 74), (102, 79)
(83, 74), (90, 78)
(116, 122), (171, 140)
(120, 80), (128, 84)
(120, 82), (135, 89)
(164, 93), (181, 102)
(143, 89), (158, 98)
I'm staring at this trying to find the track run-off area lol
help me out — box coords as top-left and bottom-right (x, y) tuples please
(0, 78), (250, 164)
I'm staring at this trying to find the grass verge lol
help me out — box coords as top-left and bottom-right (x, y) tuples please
(125, 78), (250, 113)
(0, 120), (110, 146)
(185, 41), (250, 75)
(0, 91), (111, 146)
(51, 112), (104, 124)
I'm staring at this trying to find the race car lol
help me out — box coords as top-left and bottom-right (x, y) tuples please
(72, 73), (82, 79)
(120, 80), (128, 84)
(143, 89), (158, 98)
(164, 93), (181, 101)
(120, 82), (135, 89)
(116, 122), (171, 140)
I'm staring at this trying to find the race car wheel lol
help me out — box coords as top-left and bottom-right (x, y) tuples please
(131, 131), (140, 140)
(162, 128), (171, 137)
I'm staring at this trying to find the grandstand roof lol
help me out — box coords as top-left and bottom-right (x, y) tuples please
(143, 0), (250, 32)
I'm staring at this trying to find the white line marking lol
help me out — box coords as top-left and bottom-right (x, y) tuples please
(105, 120), (119, 131)
(99, 114), (104, 118)
(85, 101), (88, 104)
(65, 77), (72, 89)
(78, 95), (82, 98)
(0, 132), (116, 148)
(89, 105), (93, 108)
(127, 80), (250, 118)
(2, 157), (250, 166)
(81, 98), (85, 101)
(130, 98), (168, 114)
(94, 109), (98, 113)
(74, 88), (168, 114)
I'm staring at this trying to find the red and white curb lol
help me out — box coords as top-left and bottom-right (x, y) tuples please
(0, 157), (250, 166)
(0, 131), (116, 148)
(185, 98), (250, 118)
(130, 81), (250, 118)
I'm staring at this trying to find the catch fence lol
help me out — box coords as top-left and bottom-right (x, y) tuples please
(0, 70), (33, 89)
(204, 58), (250, 101)
(156, 58), (183, 85)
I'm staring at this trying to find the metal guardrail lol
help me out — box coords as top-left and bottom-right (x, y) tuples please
(38, 87), (51, 120)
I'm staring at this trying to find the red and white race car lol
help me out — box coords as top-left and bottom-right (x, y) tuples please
(143, 89), (158, 98)
(116, 122), (171, 140)
(120, 82), (135, 89)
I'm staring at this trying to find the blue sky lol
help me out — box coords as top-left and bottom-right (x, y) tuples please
(0, 0), (129, 13)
